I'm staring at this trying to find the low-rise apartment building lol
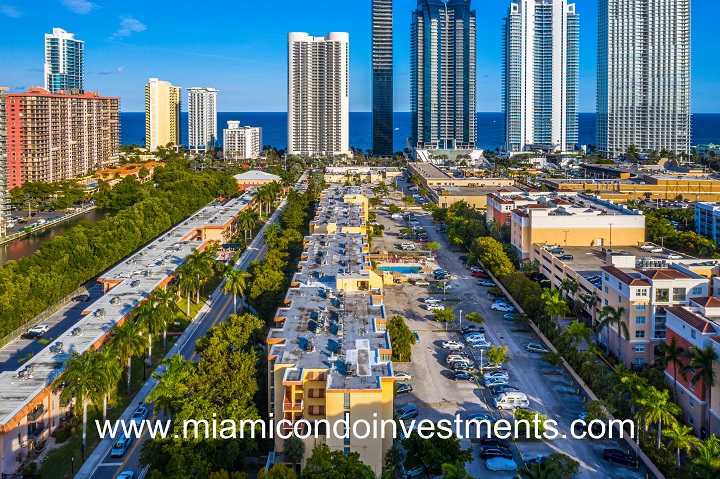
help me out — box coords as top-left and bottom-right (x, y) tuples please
(695, 202), (720, 243)
(233, 170), (281, 191)
(310, 187), (368, 236)
(267, 187), (392, 474)
(486, 190), (540, 228)
(324, 167), (403, 186)
(664, 300), (720, 436)
(511, 192), (646, 261)
(5, 88), (120, 188)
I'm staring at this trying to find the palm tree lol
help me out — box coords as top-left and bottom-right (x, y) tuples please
(517, 463), (550, 479)
(95, 347), (121, 423)
(690, 435), (720, 479)
(559, 278), (579, 301)
(151, 288), (181, 350)
(658, 336), (686, 400)
(597, 305), (628, 359)
(132, 299), (158, 361)
(146, 353), (193, 416)
(185, 248), (215, 303)
(565, 320), (594, 353)
(263, 223), (281, 247)
(685, 345), (720, 434)
(109, 319), (146, 394)
(176, 264), (200, 317)
(638, 386), (681, 448)
(384, 445), (404, 470)
(541, 289), (569, 324)
(284, 435), (305, 474)
(663, 422), (699, 467)
(440, 462), (472, 479)
(240, 209), (259, 243)
(222, 268), (250, 313)
(52, 351), (106, 456)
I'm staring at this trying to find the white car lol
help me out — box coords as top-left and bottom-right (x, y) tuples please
(527, 342), (551, 354)
(117, 473), (135, 479)
(664, 253), (682, 260)
(469, 340), (492, 350)
(483, 371), (509, 381)
(427, 304), (445, 311)
(650, 247), (663, 253)
(423, 297), (441, 304)
(640, 244), (655, 250)
(27, 324), (49, 334)
(485, 457), (517, 471)
(446, 355), (470, 364)
(490, 303), (515, 312)
(464, 333), (486, 341)
(442, 341), (465, 350)
(485, 377), (509, 387)
(394, 371), (412, 381)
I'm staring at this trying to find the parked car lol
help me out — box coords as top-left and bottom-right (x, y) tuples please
(72, 294), (90, 302)
(413, 331), (420, 342)
(526, 456), (547, 470)
(485, 457), (517, 471)
(464, 332), (485, 341)
(491, 303), (515, 312)
(640, 243), (655, 250)
(452, 361), (474, 372)
(602, 449), (636, 466)
(472, 271), (490, 279)
(427, 304), (445, 311)
(414, 280), (430, 286)
(442, 341), (465, 350)
(446, 355), (470, 364)
(549, 247), (564, 254)
(502, 313), (516, 321)
(559, 254), (574, 261)
(460, 325), (484, 335)
(481, 437), (511, 449)
(394, 371), (412, 381)
(527, 342), (550, 354)
(27, 324), (49, 334)
(479, 362), (503, 371)
(485, 377), (509, 387)
(451, 371), (474, 382)
(424, 297), (442, 304)
(490, 384), (520, 395)
(131, 406), (148, 423)
(117, 473), (135, 479)
(470, 266), (483, 273)
(477, 279), (496, 287)
(664, 253), (682, 260)
(480, 446), (513, 460)
(397, 384), (413, 395)
(468, 340), (492, 350)
(468, 413), (496, 423)
(650, 247), (663, 253)
(483, 371), (509, 381)
(396, 404), (419, 420)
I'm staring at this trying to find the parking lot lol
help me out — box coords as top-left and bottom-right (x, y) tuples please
(372, 190), (649, 479)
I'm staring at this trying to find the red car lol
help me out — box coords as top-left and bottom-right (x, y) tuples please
(471, 271), (489, 279)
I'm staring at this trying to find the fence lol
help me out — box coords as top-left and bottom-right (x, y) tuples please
(0, 284), (90, 350)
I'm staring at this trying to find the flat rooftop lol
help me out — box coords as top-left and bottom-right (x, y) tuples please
(0, 192), (256, 427)
(434, 185), (523, 197)
(312, 186), (365, 229)
(295, 233), (371, 286)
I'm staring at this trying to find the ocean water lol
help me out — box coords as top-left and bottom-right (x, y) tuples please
(120, 112), (720, 153)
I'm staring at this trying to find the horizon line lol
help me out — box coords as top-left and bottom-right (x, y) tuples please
(119, 111), (720, 115)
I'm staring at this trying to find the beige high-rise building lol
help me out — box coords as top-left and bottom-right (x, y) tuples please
(0, 87), (8, 238)
(145, 78), (181, 152)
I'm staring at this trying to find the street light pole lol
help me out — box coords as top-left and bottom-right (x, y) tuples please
(608, 223), (614, 251)
(459, 309), (463, 331)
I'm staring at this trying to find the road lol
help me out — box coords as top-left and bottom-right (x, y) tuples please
(377, 187), (649, 479)
(78, 175), (306, 479)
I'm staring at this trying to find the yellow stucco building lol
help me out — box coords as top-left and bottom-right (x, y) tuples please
(145, 78), (181, 152)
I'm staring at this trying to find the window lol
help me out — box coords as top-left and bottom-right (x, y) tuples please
(636, 304), (647, 311)
(673, 288), (686, 302)
(636, 316), (646, 324)
(605, 286), (609, 294)
(636, 331), (646, 338)
(691, 330), (697, 339)
(636, 289), (648, 297)
(604, 299), (609, 306)
(635, 345), (645, 352)
(689, 398), (695, 408)
(655, 289), (669, 302)
(343, 393), (350, 410)
(619, 296), (622, 303)
(692, 286), (703, 295)
(634, 358), (645, 366)
(604, 273), (609, 281)
(344, 447), (351, 455)
(379, 353), (391, 362)
(618, 282), (623, 290)
(689, 415), (694, 425)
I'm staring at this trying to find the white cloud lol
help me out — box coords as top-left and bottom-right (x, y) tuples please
(0, 5), (21, 18)
(111, 16), (147, 39)
(99, 66), (126, 75)
(60, 0), (96, 14)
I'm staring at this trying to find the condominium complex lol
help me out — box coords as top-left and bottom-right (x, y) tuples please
(267, 187), (392, 474)
(145, 78), (182, 152)
(44, 28), (84, 94)
(5, 88), (120, 188)
(510, 191), (646, 260)
(695, 202), (720, 244)
(502, 0), (579, 153)
(223, 121), (262, 161)
(188, 87), (218, 153)
(411, 0), (477, 150)
(0, 87), (8, 238)
(597, 0), (691, 156)
(372, 0), (394, 157)
(287, 32), (349, 157)
(664, 301), (720, 436)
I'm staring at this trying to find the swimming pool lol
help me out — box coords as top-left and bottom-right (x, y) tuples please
(378, 265), (422, 274)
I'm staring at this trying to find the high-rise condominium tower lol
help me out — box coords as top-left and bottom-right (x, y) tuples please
(145, 78), (182, 152)
(44, 28), (84, 94)
(223, 121), (262, 161)
(287, 32), (350, 157)
(188, 87), (218, 153)
(502, 0), (579, 153)
(411, 0), (477, 150)
(0, 87), (8, 238)
(372, 0), (394, 157)
(597, 0), (691, 156)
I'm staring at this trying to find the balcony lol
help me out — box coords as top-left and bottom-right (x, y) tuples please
(27, 404), (45, 422)
(28, 422), (46, 440)
(283, 400), (304, 412)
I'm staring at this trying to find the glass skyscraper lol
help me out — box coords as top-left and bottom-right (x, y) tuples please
(597, 0), (691, 156)
(44, 28), (84, 94)
(372, 0), (394, 157)
(411, 0), (477, 151)
(502, 0), (579, 154)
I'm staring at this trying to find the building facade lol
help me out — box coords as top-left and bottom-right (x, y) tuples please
(695, 202), (720, 244)
(44, 28), (84, 94)
(287, 32), (349, 157)
(411, 0), (477, 150)
(372, 0), (394, 157)
(5, 88), (119, 188)
(502, 0), (579, 153)
(597, 0), (691, 156)
(0, 87), (8, 238)
(188, 87), (218, 153)
(223, 121), (262, 161)
(145, 78), (181, 152)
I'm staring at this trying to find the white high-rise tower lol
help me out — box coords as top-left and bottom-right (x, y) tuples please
(287, 32), (349, 157)
(188, 87), (218, 153)
(44, 28), (84, 94)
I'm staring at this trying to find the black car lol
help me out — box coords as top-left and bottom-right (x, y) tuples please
(480, 446), (513, 460)
(490, 384), (520, 395)
(460, 325), (484, 335)
(397, 384), (413, 395)
(73, 294), (90, 302)
(480, 437), (511, 449)
(450, 371), (474, 381)
(21, 330), (44, 339)
(602, 449), (636, 466)
(459, 255), (468, 262)
(559, 254), (574, 261)
(452, 362), (473, 371)
(526, 456), (547, 469)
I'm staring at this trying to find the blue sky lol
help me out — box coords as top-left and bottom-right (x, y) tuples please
(0, 0), (718, 113)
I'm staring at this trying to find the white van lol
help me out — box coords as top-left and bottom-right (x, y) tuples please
(494, 392), (529, 410)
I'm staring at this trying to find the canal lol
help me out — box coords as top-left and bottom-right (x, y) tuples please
(0, 208), (117, 265)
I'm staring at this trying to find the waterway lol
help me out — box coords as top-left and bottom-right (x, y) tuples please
(0, 208), (116, 265)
